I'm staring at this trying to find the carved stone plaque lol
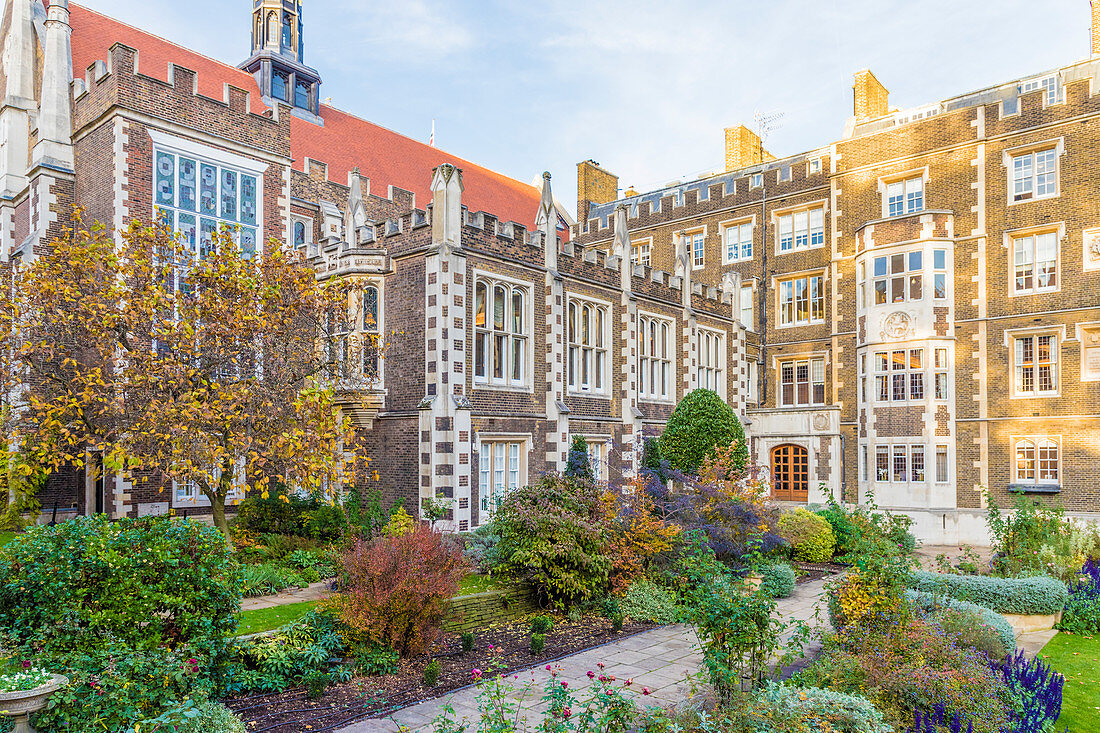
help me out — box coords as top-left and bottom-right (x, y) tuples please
(1084, 228), (1100, 272)
(882, 311), (912, 340)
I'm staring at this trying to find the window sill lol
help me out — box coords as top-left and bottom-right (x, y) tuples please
(777, 321), (827, 329)
(472, 382), (533, 394)
(1009, 392), (1060, 400)
(1008, 483), (1061, 494)
(567, 390), (612, 400)
(776, 244), (826, 256)
(1008, 193), (1059, 207)
(1009, 287), (1060, 298)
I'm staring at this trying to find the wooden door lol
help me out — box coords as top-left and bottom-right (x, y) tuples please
(771, 444), (809, 502)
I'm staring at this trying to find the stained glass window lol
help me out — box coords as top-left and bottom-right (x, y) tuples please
(154, 147), (262, 258)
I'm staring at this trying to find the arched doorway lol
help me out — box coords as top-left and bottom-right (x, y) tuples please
(771, 444), (809, 502)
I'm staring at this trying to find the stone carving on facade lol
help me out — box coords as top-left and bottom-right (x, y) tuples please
(812, 412), (830, 432)
(1084, 227), (1100, 271)
(881, 311), (913, 340)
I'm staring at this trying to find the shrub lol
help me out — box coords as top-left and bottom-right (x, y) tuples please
(640, 436), (670, 482)
(906, 589), (1016, 661)
(227, 609), (350, 693)
(777, 508), (836, 563)
(174, 700), (247, 733)
(908, 570), (1068, 615)
(760, 563), (796, 599)
(237, 485), (346, 540)
(0, 515), (240, 654)
(461, 631), (475, 652)
(423, 658), (441, 686)
(355, 644), (399, 676)
(303, 670), (329, 699)
(618, 579), (681, 623)
(828, 568), (905, 630)
(817, 501), (861, 556)
(494, 475), (611, 608)
(659, 389), (746, 475)
(530, 633), (545, 655)
(599, 480), (681, 592)
(460, 523), (503, 574)
(984, 491), (1090, 581)
(330, 524), (466, 657)
(565, 435), (594, 481)
(750, 683), (892, 733)
(1059, 559), (1100, 633)
(795, 616), (1014, 733)
(381, 505), (415, 538)
(611, 612), (624, 631)
(529, 615), (554, 634)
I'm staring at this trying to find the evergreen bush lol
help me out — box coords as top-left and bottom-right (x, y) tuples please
(760, 562), (797, 599)
(777, 508), (836, 563)
(658, 389), (746, 475)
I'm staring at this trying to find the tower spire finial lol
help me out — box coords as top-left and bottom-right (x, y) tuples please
(33, 0), (75, 171)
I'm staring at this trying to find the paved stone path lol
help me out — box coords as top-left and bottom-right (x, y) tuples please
(338, 577), (832, 733)
(240, 580), (331, 612)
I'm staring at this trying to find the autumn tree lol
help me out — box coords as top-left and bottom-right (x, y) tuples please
(3, 213), (376, 544)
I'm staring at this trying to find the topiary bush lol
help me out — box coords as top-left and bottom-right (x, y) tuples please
(658, 389), (746, 475)
(908, 570), (1068, 615)
(618, 579), (681, 623)
(759, 562), (796, 599)
(330, 524), (466, 658)
(0, 515), (240, 653)
(777, 508), (836, 563)
(906, 589), (1016, 659)
(494, 475), (611, 608)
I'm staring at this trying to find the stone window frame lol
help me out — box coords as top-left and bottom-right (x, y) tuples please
(772, 199), (828, 255)
(360, 280), (384, 386)
(171, 459), (245, 509)
(637, 310), (675, 403)
(739, 281), (755, 332)
(1004, 222), (1064, 297)
(579, 434), (613, 484)
(1011, 434), (1061, 490)
(631, 236), (652, 268)
(1003, 324), (1065, 399)
(872, 348), (926, 404)
(1002, 137), (1064, 207)
(696, 326), (726, 399)
(476, 433), (531, 518)
(807, 157), (822, 176)
(565, 292), (613, 397)
(873, 443), (927, 485)
(291, 214), (317, 257)
(719, 214), (756, 265)
(683, 226), (707, 271)
(877, 167), (929, 219)
(1076, 321), (1100, 383)
(775, 352), (828, 408)
(775, 269), (827, 328)
(472, 269), (534, 393)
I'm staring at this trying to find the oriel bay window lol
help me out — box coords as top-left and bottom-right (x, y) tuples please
(779, 357), (825, 407)
(873, 251), (923, 304)
(567, 298), (608, 394)
(638, 315), (672, 400)
(874, 444), (926, 483)
(362, 285), (380, 380)
(474, 278), (527, 387)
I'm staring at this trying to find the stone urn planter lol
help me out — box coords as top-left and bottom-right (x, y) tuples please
(0, 674), (68, 733)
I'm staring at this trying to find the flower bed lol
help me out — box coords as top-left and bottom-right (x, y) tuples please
(0, 667), (52, 692)
(223, 614), (654, 732)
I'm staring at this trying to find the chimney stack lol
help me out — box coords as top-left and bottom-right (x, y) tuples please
(724, 124), (774, 172)
(1092, 0), (1100, 57)
(576, 159), (618, 226)
(853, 69), (889, 121)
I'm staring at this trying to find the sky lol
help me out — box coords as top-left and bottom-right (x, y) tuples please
(86, 0), (1093, 218)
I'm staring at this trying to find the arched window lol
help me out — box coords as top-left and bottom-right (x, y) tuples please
(1015, 437), (1059, 485)
(295, 80), (311, 109)
(293, 220), (306, 248)
(272, 71), (288, 102)
(567, 298), (608, 393)
(282, 12), (294, 49)
(474, 278), (527, 386)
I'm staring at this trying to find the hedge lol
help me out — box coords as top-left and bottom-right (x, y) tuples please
(906, 589), (1016, 657)
(908, 571), (1068, 616)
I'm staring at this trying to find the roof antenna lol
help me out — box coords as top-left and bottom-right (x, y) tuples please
(753, 108), (784, 158)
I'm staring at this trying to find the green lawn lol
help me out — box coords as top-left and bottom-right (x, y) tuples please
(458, 573), (507, 596)
(234, 600), (318, 636)
(1039, 632), (1100, 731)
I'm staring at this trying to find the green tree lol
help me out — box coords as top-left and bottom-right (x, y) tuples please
(564, 434), (593, 482)
(658, 389), (746, 475)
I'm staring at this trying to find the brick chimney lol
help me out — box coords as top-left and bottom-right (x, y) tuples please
(576, 159), (619, 226)
(853, 69), (889, 121)
(1093, 0), (1100, 57)
(724, 125), (774, 172)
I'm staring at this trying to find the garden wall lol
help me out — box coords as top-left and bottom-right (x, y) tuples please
(444, 585), (539, 632)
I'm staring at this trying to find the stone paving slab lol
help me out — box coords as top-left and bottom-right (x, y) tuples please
(338, 577), (833, 733)
(240, 580), (332, 611)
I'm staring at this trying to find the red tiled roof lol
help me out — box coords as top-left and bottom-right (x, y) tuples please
(67, 3), (545, 231)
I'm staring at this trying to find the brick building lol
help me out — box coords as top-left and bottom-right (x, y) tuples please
(0, 1), (738, 528)
(573, 3), (1100, 542)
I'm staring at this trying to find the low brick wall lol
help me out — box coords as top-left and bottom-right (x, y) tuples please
(444, 584), (539, 632)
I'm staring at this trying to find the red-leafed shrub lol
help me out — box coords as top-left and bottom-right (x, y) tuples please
(330, 524), (466, 657)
